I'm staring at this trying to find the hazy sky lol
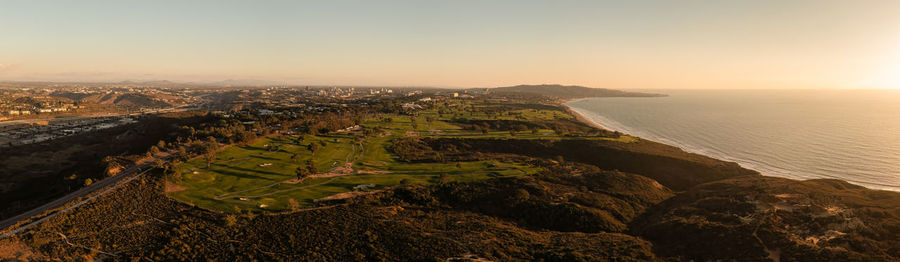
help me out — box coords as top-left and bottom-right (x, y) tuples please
(1, 0), (899, 89)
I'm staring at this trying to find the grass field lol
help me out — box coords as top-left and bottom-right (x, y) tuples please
(362, 101), (638, 142)
(168, 100), (632, 213)
(170, 133), (540, 212)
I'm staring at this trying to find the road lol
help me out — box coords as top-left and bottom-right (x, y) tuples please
(0, 159), (160, 239)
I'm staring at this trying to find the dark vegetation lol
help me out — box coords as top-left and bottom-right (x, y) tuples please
(425, 138), (758, 191)
(0, 112), (213, 220)
(419, 165), (674, 233)
(630, 176), (900, 261)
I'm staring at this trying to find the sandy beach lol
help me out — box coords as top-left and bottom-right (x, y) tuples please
(561, 99), (610, 131)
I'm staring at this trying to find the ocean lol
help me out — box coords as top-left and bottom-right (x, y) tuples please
(565, 89), (900, 192)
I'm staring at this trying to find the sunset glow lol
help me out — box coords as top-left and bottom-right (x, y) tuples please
(1, 1), (899, 89)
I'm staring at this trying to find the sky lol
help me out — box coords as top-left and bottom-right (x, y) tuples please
(1, 0), (899, 89)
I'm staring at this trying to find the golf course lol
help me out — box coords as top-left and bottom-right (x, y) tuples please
(167, 100), (634, 213)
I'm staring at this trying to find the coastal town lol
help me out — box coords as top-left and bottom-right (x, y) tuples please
(0, 82), (491, 148)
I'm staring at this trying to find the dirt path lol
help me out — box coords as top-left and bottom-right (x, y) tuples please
(164, 180), (188, 193)
(751, 209), (781, 262)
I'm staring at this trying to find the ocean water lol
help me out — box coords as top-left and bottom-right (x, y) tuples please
(565, 89), (900, 192)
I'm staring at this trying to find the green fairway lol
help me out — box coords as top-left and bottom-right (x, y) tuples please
(360, 101), (637, 142)
(169, 133), (541, 213)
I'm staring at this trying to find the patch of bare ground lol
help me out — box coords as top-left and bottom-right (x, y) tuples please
(164, 180), (187, 193)
(0, 238), (41, 261)
(284, 163), (392, 184)
(355, 169), (391, 174)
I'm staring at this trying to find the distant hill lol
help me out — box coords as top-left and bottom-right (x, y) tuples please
(208, 79), (286, 87)
(117, 80), (179, 86)
(52, 92), (176, 108)
(492, 84), (664, 99)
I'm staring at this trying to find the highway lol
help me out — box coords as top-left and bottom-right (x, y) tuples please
(0, 159), (159, 239)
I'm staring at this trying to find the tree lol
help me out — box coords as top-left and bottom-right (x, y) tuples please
(306, 160), (318, 174)
(307, 142), (320, 155)
(288, 198), (300, 212)
(224, 215), (237, 227)
(203, 137), (219, 168)
(206, 136), (219, 150)
(177, 146), (188, 161)
(102, 156), (122, 177)
(235, 131), (256, 145)
(512, 189), (530, 203)
(295, 166), (311, 181)
(168, 165), (183, 182)
(436, 152), (445, 163)
(438, 173), (451, 185)
(149, 146), (161, 155)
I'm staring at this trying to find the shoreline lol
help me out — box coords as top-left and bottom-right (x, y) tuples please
(560, 98), (611, 131)
(560, 98), (900, 193)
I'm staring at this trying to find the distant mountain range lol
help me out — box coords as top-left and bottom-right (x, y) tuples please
(492, 84), (665, 99)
